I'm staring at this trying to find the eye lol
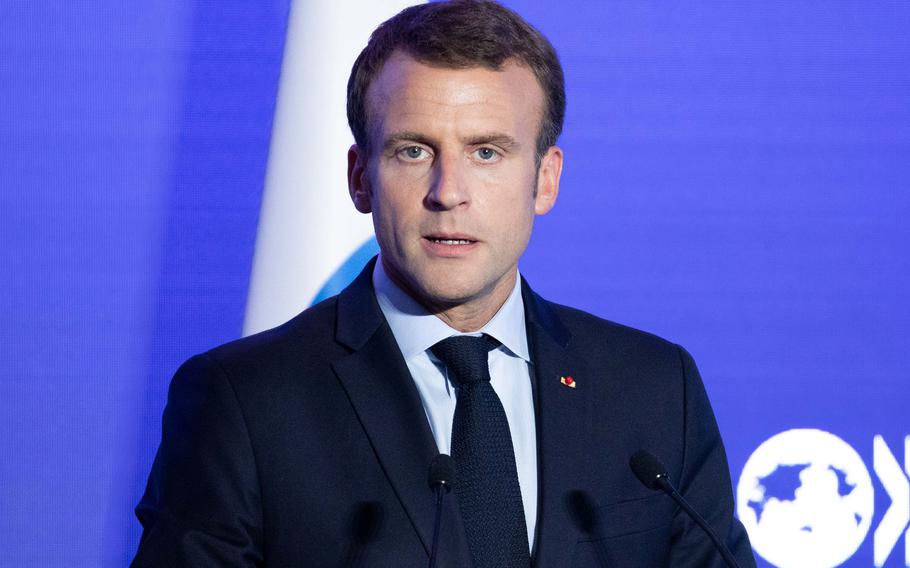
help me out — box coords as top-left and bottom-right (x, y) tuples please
(474, 147), (500, 162)
(398, 146), (430, 161)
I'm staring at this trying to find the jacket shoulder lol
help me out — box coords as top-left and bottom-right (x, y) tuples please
(200, 296), (344, 380)
(544, 299), (682, 361)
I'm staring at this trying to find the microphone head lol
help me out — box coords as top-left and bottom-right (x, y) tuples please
(629, 450), (670, 491)
(428, 453), (456, 493)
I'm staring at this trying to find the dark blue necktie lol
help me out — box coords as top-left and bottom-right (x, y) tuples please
(431, 335), (530, 568)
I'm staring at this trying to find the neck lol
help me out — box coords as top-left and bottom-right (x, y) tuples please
(429, 273), (516, 333)
(382, 260), (517, 333)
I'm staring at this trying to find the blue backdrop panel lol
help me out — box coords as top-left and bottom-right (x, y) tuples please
(0, 1), (907, 566)
(0, 1), (288, 565)
(514, 3), (910, 566)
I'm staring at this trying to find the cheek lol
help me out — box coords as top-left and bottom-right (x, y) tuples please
(482, 173), (538, 225)
(482, 198), (535, 264)
(371, 187), (419, 246)
(375, 162), (427, 206)
(378, 155), (433, 186)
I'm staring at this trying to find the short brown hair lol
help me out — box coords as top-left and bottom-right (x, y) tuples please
(346, 0), (565, 159)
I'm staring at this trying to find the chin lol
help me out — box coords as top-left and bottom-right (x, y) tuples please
(413, 274), (486, 307)
(420, 282), (479, 306)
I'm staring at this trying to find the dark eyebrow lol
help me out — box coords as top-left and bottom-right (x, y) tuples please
(382, 132), (437, 153)
(381, 131), (520, 153)
(462, 133), (519, 151)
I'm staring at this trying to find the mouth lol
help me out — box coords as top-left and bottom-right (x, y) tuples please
(421, 233), (480, 257)
(423, 233), (478, 245)
(426, 238), (476, 245)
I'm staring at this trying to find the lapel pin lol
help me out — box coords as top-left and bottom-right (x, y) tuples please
(560, 376), (576, 389)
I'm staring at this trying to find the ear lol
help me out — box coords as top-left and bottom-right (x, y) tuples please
(534, 145), (563, 215)
(347, 144), (372, 214)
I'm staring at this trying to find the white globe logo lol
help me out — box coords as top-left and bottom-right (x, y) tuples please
(737, 429), (874, 568)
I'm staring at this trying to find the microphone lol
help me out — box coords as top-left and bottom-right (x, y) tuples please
(629, 450), (741, 568)
(427, 454), (456, 568)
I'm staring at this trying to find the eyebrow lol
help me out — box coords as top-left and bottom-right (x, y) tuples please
(382, 131), (436, 153)
(463, 133), (520, 151)
(382, 131), (521, 153)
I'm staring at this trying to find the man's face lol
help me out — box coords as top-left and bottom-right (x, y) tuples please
(348, 51), (562, 313)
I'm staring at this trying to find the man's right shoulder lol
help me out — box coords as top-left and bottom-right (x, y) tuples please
(184, 295), (347, 386)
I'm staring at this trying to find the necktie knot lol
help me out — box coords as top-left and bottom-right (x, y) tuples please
(430, 334), (500, 387)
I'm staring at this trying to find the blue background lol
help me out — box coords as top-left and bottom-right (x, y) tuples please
(2, 1), (907, 566)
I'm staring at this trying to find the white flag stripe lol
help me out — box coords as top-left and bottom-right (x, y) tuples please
(244, 0), (422, 335)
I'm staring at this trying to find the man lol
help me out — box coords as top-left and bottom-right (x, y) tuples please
(134, 1), (756, 566)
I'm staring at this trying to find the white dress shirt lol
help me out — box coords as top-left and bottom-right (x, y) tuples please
(373, 258), (539, 552)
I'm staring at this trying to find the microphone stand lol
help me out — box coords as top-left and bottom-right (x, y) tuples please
(428, 482), (445, 568)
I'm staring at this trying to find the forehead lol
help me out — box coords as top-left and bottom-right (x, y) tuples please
(365, 51), (544, 144)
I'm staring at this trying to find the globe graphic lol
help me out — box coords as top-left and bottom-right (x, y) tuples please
(736, 429), (874, 568)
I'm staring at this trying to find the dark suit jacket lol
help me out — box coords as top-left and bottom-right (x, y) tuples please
(133, 259), (755, 567)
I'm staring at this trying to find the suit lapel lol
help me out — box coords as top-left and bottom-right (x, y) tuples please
(522, 280), (591, 568)
(332, 262), (591, 566)
(331, 259), (471, 565)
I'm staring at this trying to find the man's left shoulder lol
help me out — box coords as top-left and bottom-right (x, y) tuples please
(541, 297), (685, 368)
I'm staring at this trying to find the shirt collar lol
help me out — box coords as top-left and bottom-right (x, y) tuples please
(372, 255), (531, 362)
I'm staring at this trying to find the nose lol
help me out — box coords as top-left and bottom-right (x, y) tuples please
(426, 153), (468, 211)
